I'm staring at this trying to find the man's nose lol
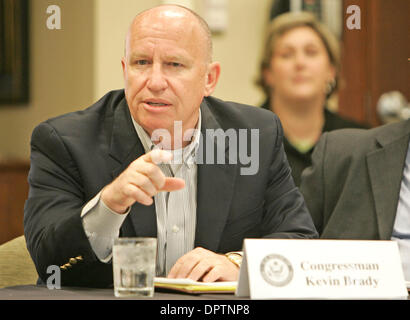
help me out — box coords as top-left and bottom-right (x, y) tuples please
(147, 64), (168, 91)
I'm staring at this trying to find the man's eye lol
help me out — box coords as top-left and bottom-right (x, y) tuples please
(168, 62), (182, 67)
(135, 60), (150, 65)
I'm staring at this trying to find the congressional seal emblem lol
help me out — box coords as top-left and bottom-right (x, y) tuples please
(260, 254), (293, 287)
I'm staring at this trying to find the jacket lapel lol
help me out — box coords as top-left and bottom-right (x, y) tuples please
(108, 98), (157, 237)
(195, 100), (238, 251)
(366, 121), (410, 239)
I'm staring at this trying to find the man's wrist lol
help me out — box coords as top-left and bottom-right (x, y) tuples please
(100, 197), (129, 215)
(100, 186), (129, 214)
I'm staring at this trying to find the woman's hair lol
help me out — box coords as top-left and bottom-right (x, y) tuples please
(257, 11), (341, 98)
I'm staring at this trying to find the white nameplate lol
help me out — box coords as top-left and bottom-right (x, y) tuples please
(236, 239), (408, 299)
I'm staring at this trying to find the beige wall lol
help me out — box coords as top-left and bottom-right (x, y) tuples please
(0, 0), (95, 160)
(0, 0), (272, 161)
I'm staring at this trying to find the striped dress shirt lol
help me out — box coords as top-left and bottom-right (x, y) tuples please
(133, 115), (201, 275)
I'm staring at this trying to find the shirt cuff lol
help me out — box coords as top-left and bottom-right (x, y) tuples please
(81, 191), (130, 262)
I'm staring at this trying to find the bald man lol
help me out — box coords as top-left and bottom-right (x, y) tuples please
(24, 5), (317, 288)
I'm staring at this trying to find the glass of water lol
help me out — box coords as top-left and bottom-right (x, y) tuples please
(112, 237), (157, 298)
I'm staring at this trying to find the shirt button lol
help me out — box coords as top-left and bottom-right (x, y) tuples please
(172, 225), (179, 233)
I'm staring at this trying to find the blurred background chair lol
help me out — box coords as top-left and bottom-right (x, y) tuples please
(0, 235), (38, 288)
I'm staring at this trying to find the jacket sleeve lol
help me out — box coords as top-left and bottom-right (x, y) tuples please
(299, 132), (328, 235)
(262, 115), (318, 239)
(24, 122), (113, 288)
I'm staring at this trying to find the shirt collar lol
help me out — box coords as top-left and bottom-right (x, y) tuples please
(131, 111), (201, 168)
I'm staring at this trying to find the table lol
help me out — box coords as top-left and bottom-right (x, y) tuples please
(0, 284), (239, 300)
(1, 284), (408, 300)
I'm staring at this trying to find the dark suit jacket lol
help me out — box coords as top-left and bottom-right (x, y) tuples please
(24, 90), (317, 287)
(300, 119), (410, 239)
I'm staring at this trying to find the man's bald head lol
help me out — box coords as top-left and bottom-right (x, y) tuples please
(125, 5), (213, 62)
(120, 4), (221, 141)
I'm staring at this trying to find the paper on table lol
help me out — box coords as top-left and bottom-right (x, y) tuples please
(154, 277), (237, 294)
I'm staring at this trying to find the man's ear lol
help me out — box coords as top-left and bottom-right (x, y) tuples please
(121, 57), (127, 79)
(204, 62), (221, 97)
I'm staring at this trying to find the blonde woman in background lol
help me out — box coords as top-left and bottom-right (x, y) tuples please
(258, 12), (366, 186)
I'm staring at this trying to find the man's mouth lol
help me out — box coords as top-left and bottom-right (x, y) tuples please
(146, 102), (169, 106)
(144, 99), (172, 106)
(142, 100), (172, 112)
